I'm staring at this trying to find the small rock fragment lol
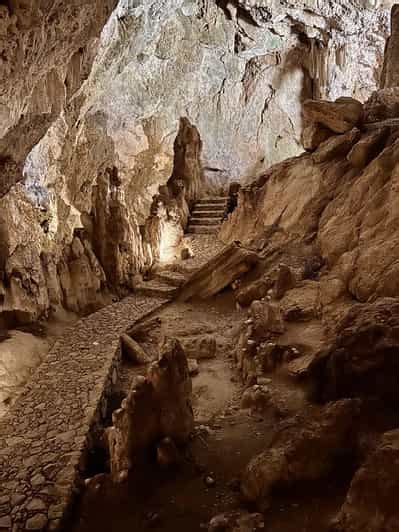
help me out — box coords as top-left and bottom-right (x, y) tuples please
(188, 358), (199, 375)
(204, 475), (216, 487)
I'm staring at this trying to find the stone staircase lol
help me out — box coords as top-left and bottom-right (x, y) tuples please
(135, 270), (187, 298)
(186, 196), (229, 234)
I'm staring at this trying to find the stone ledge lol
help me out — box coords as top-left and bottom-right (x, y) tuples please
(0, 295), (168, 532)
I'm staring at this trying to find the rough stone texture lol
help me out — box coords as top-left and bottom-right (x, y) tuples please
(241, 399), (361, 506)
(107, 337), (194, 481)
(347, 127), (389, 168)
(333, 428), (399, 532)
(0, 0), (393, 323)
(0, 294), (167, 531)
(0, 0), (118, 197)
(309, 298), (399, 405)
(179, 242), (259, 301)
(178, 334), (217, 360)
(312, 128), (361, 163)
(303, 97), (364, 134)
(381, 4), (399, 88)
(302, 122), (334, 151)
(220, 99), (399, 308)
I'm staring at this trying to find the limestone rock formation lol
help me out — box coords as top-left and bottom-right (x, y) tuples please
(241, 399), (361, 506)
(333, 429), (399, 532)
(179, 242), (259, 301)
(303, 97), (364, 134)
(309, 299), (399, 405)
(221, 96), (399, 308)
(0, 0), (394, 325)
(381, 4), (399, 88)
(107, 337), (194, 481)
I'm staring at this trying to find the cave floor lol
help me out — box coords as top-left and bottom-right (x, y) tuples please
(70, 235), (350, 532)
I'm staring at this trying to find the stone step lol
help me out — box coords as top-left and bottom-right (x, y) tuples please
(135, 281), (178, 298)
(186, 225), (219, 234)
(193, 204), (226, 212)
(189, 217), (222, 226)
(195, 197), (228, 205)
(191, 209), (225, 217)
(152, 271), (187, 287)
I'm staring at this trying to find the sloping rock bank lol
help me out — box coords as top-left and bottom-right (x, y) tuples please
(218, 12), (399, 529)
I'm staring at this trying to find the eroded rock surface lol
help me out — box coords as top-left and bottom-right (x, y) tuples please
(333, 429), (399, 532)
(0, 0), (394, 324)
(241, 399), (361, 506)
(107, 337), (194, 481)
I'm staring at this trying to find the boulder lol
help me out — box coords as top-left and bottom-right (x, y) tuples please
(312, 128), (361, 164)
(250, 300), (285, 340)
(302, 122), (333, 151)
(364, 88), (399, 123)
(179, 334), (217, 360)
(309, 298), (399, 404)
(347, 128), (388, 169)
(241, 400), (361, 506)
(303, 97), (363, 134)
(241, 385), (271, 412)
(235, 277), (274, 307)
(178, 241), (259, 301)
(120, 334), (150, 365)
(333, 429), (399, 532)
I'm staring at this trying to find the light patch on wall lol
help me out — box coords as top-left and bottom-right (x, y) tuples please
(111, 122), (149, 166)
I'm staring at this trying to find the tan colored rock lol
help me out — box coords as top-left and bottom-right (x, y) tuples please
(274, 263), (296, 299)
(381, 5), (399, 89)
(280, 281), (321, 322)
(241, 385), (271, 413)
(250, 300), (285, 340)
(179, 242), (259, 301)
(179, 334), (217, 360)
(208, 512), (265, 532)
(187, 358), (199, 375)
(303, 97), (364, 134)
(235, 277), (274, 307)
(312, 128), (361, 163)
(347, 128), (388, 169)
(148, 338), (194, 443)
(107, 338), (194, 480)
(364, 88), (399, 122)
(333, 429), (399, 532)
(309, 298), (399, 404)
(241, 400), (360, 505)
(302, 123), (333, 151)
(120, 334), (149, 365)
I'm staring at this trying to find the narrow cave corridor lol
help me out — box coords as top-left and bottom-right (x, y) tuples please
(1, 2), (399, 532)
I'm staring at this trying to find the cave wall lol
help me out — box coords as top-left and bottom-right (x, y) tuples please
(0, 0), (394, 324)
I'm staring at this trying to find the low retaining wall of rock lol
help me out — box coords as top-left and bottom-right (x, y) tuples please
(0, 295), (167, 532)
